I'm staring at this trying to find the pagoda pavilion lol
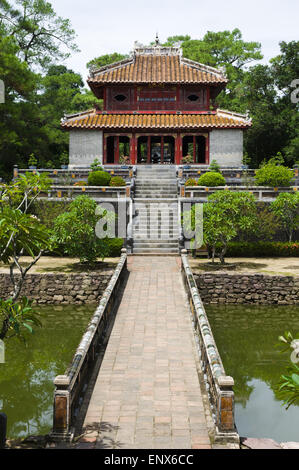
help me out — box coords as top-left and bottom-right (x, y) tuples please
(62, 38), (251, 168)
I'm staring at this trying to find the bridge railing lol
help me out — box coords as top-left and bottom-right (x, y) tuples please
(181, 250), (239, 444)
(51, 249), (128, 441)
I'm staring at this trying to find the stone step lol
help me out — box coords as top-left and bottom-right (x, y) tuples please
(135, 189), (177, 193)
(134, 198), (179, 203)
(136, 179), (177, 183)
(134, 218), (179, 224)
(133, 231), (179, 236)
(134, 195), (177, 199)
(133, 248), (179, 254)
(133, 239), (179, 244)
(135, 185), (177, 190)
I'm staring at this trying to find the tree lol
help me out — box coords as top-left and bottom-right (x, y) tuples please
(87, 52), (128, 71)
(0, 0), (79, 70)
(271, 192), (299, 242)
(0, 1), (85, 178)
(51, 195), (115, 264)
(202, 191), (257, 264)
(242, 41), (299, 167)
(36, 65), (100, 167)
(165, 30), (263, 111)
(0, 172), (51, 341)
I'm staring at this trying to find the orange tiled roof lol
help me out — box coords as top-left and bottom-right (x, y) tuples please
(62, 110), (251, 130)
(88, 55), (227, 85)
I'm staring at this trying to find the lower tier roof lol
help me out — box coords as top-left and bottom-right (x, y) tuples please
(62, 109), (251, 130)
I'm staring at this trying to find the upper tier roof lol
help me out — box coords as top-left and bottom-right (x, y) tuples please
(88, 44), (228, 86)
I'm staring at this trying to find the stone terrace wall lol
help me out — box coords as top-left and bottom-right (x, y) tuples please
(194, 272), (299, 305)
(0, 271), (114, 305)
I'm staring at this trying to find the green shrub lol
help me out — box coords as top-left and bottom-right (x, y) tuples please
(88, 170), (111, 186)
(270, 192), (299, 242)
(31, 200), (71, 230)
(73, 181), (87, 186)
(51, 195), (115, 263)
(255, 164), (294, 187)
(105, 238), (124, 257)
(185, 178), (198, 186)
(226, 241), (299, 257)
(109, 176), (126, 187)
(198, 172), (226, 187)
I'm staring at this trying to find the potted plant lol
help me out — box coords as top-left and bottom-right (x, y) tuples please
(119, 155), (130, 168)
(60, 151), (69, 169)
(28, 153), (37, 169)
(182, 155), (193, 168)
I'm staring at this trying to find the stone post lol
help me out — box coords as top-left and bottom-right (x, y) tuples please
(13, 165), (18, 179)
(52, 375), (72, 440)
(216, 375), (239, 443)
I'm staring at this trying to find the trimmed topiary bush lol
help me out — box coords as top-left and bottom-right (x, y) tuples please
(185, 178), (198, 186)
(198, 171), (226, 187)
(109, 176), (126, 187)
(88, 170), (111, 186)
(254, 164), (294, 187)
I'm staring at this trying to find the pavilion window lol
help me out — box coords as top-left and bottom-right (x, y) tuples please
(106, 135), (130, 164)
(182, 135), (206, 164)
(114, 94), (127, 102)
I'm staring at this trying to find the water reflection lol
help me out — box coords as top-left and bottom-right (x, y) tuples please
(206, 304), (299, 442)
(0, 305), (95, 438)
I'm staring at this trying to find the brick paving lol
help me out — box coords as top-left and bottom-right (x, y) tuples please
(80, 256), (211, 449)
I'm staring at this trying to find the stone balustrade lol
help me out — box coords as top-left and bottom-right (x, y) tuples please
(51, 250), (128, 441)
(181, 250), (239, 443)
(180, 185), (298, 201)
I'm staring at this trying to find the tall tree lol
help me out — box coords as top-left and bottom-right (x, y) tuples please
(0, 0), (79, 70)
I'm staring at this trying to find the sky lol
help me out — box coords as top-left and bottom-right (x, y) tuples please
(50, 0), (299, 81)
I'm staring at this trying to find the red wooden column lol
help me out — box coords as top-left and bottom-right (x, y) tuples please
(175, 133), (182, 165)
(193, 136), (196, 164)
(205, 134), (210, 164)
(147, 136), (151, 163)
(130, 134), (137, 165)
(103, 135), (107, 164)
(161, 136), (164, 164)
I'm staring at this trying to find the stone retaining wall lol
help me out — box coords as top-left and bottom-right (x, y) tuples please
(194, 272), (299, 304)
(0, 271), (114, 304)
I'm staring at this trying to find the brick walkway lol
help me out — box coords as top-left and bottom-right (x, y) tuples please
(80, 256), (211, 449)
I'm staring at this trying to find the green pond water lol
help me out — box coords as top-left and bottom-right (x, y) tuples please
(206, 304), (299, 443)
(0, 305), (96, 439)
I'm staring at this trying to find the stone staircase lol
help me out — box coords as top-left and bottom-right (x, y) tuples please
(132, 166), (179, 254)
